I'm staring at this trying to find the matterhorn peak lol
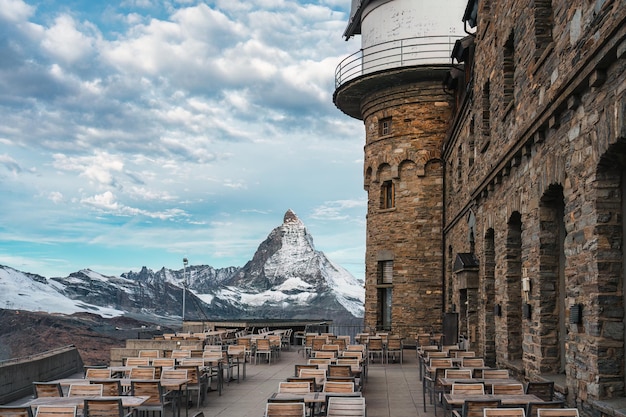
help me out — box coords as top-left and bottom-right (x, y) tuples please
(283, 209), (301, 225)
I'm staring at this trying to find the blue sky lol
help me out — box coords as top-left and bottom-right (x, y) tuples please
(0, 0), (367, 279)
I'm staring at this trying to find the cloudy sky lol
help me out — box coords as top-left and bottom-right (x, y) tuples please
(0, 0), (368, 280)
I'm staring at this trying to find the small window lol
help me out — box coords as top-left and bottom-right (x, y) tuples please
(377, 260), (393, 284)
(379, 117), (392, 136)
(381, 180), (395, 209)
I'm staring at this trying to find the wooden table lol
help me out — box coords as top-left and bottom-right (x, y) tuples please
(27, 395), (149, 408)
(443, 393), (543, 414)
(439, 378), (521, 392)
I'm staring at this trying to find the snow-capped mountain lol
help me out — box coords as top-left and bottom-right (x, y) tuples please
(0, 210), (364, 323)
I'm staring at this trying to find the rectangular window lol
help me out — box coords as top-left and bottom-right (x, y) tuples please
(503, 31), (515, 109)
(378, 260), (393, 284)
(381, 180), (395, 209)
(378, 287), (392, 330)
(379, 117), (392, 136)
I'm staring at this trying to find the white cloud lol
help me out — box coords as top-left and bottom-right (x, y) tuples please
(0, 0), (34, 22)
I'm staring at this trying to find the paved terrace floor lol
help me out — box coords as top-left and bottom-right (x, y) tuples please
(8, 347), (435, 417)
(195, 347), (431, 417)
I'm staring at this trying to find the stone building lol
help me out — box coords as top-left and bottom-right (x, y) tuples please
(334, 0), (626, 414)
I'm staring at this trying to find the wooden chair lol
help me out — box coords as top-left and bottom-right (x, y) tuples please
(491, 383), (525, 395)
(298, 369), (327, 383)
(129, 367), (156, 380)
(456, 351), (477, 358)
(484, 408), (526, 417)
(264, 402), (306, 417)
(278, 382), (310, 394)
(386, 336), (404, 364)
(68, 384), (104, 397)
(170, 350), (192, 360)
(445, 369), (473, 379)
(328, 365), (352, 378)
(525, 381), (555, 401)
(326, 397), (365, 417)
(308, 358), (331, 368)
(285, 377), (317, 392)
(256, 339), (274, 365)
(537, 410), (579, 417)
(295, 364), (319, 377)
(313, 351), (336, 360)
(34, 406), (76, 417)
(83, 398), (132, 417)
(125, 358), (150, 367)
(367, 337), (385, 364)
(90, 380), (122, 396)
(423, 367), (451, 416)
(461, 358), (485, 368)
(453, 400), (502, 417)
(175, 364), (207, 407)
(33, 382), (63, 398)
(323, 381), (354, 393)
(451, 383), (486, 395)
(138, 350), (161, 359)
(525, 401), (565, 417)
(482, 369), (510, 379)
(85, 368), (112, 379)
(0, 407), (34, 417)
(130, 380), (171, 417)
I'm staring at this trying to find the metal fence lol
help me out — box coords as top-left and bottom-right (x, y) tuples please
(335, 35), (461, 88)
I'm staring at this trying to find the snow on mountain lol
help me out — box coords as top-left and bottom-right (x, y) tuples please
(0, 209), (364, 321)
(0, 265), (124, 317)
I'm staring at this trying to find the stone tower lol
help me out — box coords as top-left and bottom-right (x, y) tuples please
(333, 0), (467, 338)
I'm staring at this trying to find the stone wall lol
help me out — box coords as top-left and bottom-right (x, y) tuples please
(442, 0), (626, 413)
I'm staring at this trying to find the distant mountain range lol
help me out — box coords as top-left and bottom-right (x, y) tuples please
(0, 210), (364, 324)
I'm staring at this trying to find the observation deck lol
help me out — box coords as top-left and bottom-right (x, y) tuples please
(333, 35), (461, 119)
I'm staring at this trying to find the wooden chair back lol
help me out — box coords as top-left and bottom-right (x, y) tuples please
(125, 358), (150, 366)
(346, 344), (366, 353)
(482, 369), (510, 379)
(340, 351), (363, 361)
(451, 383), (485, 395)
(68, 384), (103, 397)
(326, 397), (365, 417)
(336, 358), (359, 366)
(491, 383), (525, 395)
(34, 407), (76, 417)
(525, 401), (565, 417)
(426, 351), (449, 359)
(128, 367), (156, 380)
(444, 369), (473, 379)
(90, 380), (122, 396)
(285, 377), (316, 392)
(299, 369), (327, 380)
(328, 365), (353, 378)
(525, 381), (555, 401)
(461, 358), (485, 368)
(430, 358), (454, 368)
(152, 358), (175, 368)
(138, 350), (160, 358)
(0, 407), (34, 417)
(130, 381), (163, 407)
(484, 408), (526, 417)
(295, 364), (318, 377)
(387, 337), (403, 350)
(308, 358), (331, 367)
(367, 338), (383, 351)
(257, 338), (272, 351)
(461, 400), (502, 417)
(85, 369), (112, 379)
(33, 382), (63, 398)
(537, 410), (579, 417)
(312, 337), (328, 351)
(204, 345), (223, 352)
(161, 368), (188, 380)
(278, 382), (310, 394)
(314, 351), (336, 359)
(264, 402), (306, 417)
(83, 398), (125, 417)
(323, 381), (354, 393)
(170, 350), (192, 359)
(175, 365), (201, 385)
(456, 351), (476, 358)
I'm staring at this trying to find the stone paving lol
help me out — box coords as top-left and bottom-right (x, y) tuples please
(195, 348), (433, 417)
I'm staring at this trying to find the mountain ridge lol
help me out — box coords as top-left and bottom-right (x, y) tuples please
(0, 210), (364, 323)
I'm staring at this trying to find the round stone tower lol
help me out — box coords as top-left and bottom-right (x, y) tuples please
(333, 0), (467, 338)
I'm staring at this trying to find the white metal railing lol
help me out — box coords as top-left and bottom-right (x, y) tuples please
(335, 35), (461, 88)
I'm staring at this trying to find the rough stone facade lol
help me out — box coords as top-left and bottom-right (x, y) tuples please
(334, 0), (626, 415)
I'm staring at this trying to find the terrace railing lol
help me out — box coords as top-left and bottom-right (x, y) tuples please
(335, 35), (461, 88)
